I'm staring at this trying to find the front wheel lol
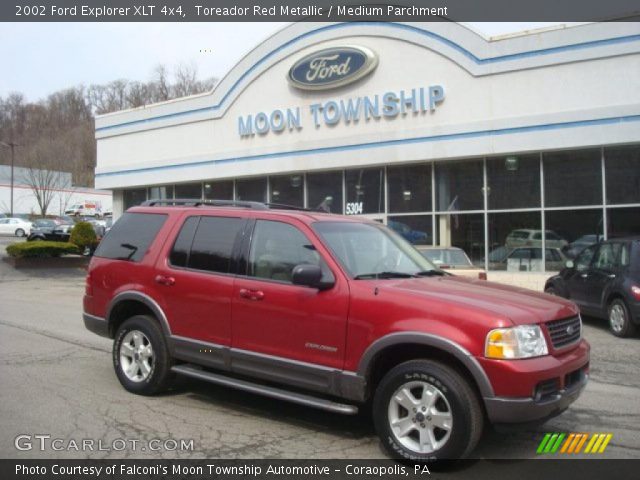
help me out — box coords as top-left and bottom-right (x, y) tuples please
(608, 298), (637, 338)
(113, 315), (174, 395)
(373, 360), (484, 462)
(15, 228), (25, 237)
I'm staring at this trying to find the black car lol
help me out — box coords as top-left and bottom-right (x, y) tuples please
(544, 237), (640, 337)
(27, 219), (71, 242)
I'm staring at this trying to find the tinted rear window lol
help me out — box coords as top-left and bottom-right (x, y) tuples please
(94, 213), (167, 262)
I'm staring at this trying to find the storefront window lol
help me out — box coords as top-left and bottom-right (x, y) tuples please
(269, 174), (304, 207)
(436, 213), (484, 266)
(435, 159), (483, 212)
(204, 180), (234, 200)
(608, 207), (640, 238)
(123, 188), (147, 210)
(148, 185), (172, 200)
(545, 209), (603, 262)
(388, 215), (432, 246)
(488, 212), (541, 271)
(387, 164), (431, 213)
(307, 171), (343, 214)
(345, 168), (385, 215)
(236, 178), (267, 202)
(544, 149), (601, 207)
(174, 182), (202, 199)
(487, 154), (540, 210)
(605, 145), (640, 205)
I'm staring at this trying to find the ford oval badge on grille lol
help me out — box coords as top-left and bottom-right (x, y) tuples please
(288, 46), (378, 90)
(566, 325), (575, 335)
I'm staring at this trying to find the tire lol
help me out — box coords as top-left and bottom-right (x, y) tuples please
(544, 286), (557, 296)
(373, 360), (484, 462)
(608, 298), (637, 338)
(113, 315), (174, 395)
(15, 228), (25, 237)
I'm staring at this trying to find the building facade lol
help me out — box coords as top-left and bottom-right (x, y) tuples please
(94, 22), (640, 275)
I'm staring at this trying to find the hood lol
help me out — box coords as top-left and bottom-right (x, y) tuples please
(380, 275), (578, 326)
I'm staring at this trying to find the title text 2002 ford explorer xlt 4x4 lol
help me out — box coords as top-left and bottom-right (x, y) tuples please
(84, 200), (589, 462)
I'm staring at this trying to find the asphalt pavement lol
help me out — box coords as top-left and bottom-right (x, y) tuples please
(0, 235), (639, 461)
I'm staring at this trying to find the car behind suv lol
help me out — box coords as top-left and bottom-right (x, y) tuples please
(84, 200), (590, 461)
(545, 237), (640, 337)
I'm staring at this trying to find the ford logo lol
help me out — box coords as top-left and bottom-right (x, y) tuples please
(288, 46), (378, 91)
(566, 325), (576, 335)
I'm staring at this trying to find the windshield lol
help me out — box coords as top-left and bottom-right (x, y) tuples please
(313, 221), (437, 278)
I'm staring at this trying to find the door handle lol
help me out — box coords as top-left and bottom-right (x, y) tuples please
(239, 288), (265, 301)
(607, 274), (616, 279)
(154, 275), (175, 286)
(580, 273), (589, 278)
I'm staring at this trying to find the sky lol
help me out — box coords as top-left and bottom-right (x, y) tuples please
(0, 22), (579, 101)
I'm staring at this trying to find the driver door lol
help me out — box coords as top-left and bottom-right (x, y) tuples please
(232, 218), (349, 369)
(565, 244), (597, 307)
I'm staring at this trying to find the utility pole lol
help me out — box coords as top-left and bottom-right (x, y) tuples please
(0, 141), (19, 217)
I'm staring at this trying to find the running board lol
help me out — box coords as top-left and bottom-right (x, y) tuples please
(171, 364), (359, 415)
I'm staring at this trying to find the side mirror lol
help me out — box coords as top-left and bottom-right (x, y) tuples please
(291, 264), (333, 290)
(565, 260), (574, 269)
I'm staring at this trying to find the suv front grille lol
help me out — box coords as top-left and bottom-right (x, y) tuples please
(546, 315), (581, 349)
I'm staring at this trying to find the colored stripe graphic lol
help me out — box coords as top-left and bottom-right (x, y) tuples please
(538, 433), (612, 454)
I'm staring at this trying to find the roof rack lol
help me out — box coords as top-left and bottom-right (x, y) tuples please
(141, 198), (321, 213)
(142, 199), (268, 210)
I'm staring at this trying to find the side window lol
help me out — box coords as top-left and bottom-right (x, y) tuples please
(575, 245), (596, 271)
(620, 243), (630, 267)
(188, 216), (244, 273)
(546, 249), (560, 261)
(593, 243), (621, 270)
(248, 220), (329, 283)
(169, 217), (199, 267)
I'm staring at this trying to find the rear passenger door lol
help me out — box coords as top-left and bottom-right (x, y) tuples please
(155, 214), (247, 350)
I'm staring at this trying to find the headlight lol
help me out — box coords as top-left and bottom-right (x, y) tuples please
(485, 325), (548, 359)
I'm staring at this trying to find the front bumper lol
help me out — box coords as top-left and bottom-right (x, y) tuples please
(481, 339), (590, 424)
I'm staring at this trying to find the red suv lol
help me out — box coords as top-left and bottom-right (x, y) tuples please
(84, 200), (590, 461)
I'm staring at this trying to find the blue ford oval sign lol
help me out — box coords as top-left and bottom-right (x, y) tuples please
(288, 46), (378, 90)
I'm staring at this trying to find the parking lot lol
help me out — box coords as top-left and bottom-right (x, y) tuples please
(0, 235), (639, 461)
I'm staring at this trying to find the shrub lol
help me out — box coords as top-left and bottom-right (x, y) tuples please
(69, 222), (98, 251)
(6, 241), (80, 258)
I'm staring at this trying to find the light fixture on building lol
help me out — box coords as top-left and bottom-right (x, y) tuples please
(505, 156), (519, 171)
(290, 175), (302, 188)
(403, 190), (412, 201)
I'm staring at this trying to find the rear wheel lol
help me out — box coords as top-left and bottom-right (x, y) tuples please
(608, 298), (636, 338)
(113, 315), (174, 395)
(373, 360), (483, 462)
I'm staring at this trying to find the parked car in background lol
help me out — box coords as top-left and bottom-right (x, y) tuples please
(545, 237), (640, 337)
(0, 217), (32, 237)
(490, 247), (568, 272)
(505, 229), (567, 249)
(416, 246), (487, 280)
(388, 220), (429, 245)
(27, 219), (70, 241)
(564, 234), (603, 259)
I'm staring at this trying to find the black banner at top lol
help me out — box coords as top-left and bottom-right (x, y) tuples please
(2, 0), (640, 22)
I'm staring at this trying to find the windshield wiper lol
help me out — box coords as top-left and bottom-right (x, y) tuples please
(354, 271), (416, 280)
(415, 270), (447, 276)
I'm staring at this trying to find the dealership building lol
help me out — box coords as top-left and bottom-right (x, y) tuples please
(94, 21), (640, 280)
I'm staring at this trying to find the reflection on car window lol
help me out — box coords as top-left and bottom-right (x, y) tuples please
(575, 245), (597, 271)
(248, 220), (329, 284)
(594, 243), (622, 270)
